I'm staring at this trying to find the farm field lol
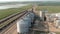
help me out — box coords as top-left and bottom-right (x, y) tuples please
(0, 5), (31, 31)
(0, 5), (32, 20)
(0, 5), (60, 20)
(36, 6), (60, 13)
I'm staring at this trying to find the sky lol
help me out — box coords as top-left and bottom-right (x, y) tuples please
(0, 0), (60, 3)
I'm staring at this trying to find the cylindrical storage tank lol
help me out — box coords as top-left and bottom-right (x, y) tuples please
(17, 12), (35, 34)
(39, 11), (45, 21)
(23, 18), (31, 27)
(17, 19), (29, 34)
(27, 12), (35, 27)
(24, 14), (32, 27)
(40, 11), (43, 18)
(29, 12), (35, 23)
(22, 13), (33, 28)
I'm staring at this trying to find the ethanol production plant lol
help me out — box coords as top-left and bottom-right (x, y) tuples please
(17, 12), (35, 34)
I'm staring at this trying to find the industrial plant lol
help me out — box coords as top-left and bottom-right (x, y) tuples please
(0, 1), (60, 34)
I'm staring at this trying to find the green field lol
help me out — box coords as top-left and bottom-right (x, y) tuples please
(56, 32), (60, 34)
(0, 5), (32, 20)
(0, 5), (32, 29)
(36, 6), (60, 13)
(0, 5), (60, 20)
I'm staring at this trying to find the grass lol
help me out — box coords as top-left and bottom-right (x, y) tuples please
(0, 5), (32, 29)
(0, 13), (20, 29)
(1, 6), (59, 20)
(56, 32), (60, 34)
(0, 5), (32, 20)
(36, 6), (60, 13)
(35, 31), (48, 34)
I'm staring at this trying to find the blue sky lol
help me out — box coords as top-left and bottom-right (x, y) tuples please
(0, 0), (60, 2)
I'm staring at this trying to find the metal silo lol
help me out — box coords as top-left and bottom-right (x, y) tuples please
(17, 18), (29, 34)
(24, 14), (32, 27)
(17, 12), (35, 34)
(29, 12), (35, 24)
(26, 12), (35, 27)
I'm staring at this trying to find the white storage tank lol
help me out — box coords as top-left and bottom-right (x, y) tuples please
(40, 11), (43, 18)
(39, 11), (45, 21)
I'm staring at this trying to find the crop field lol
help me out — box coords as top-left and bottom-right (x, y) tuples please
(0, 5), (32, 30)
(1, 5), (60, 20)
(36, 6), (60, 13)
(0, 5), (32, 20)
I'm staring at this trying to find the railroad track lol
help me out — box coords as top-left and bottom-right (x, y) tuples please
(0, 10), (28, 31)
(0, 10), (34, 34)
(0, 20), (17, 34)
(0, 10), (27, 23)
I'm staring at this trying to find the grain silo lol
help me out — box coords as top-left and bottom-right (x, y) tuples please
(23, 14), (31, 27)
(17, 12), (35, 34)
(17, 18), (29, 34)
